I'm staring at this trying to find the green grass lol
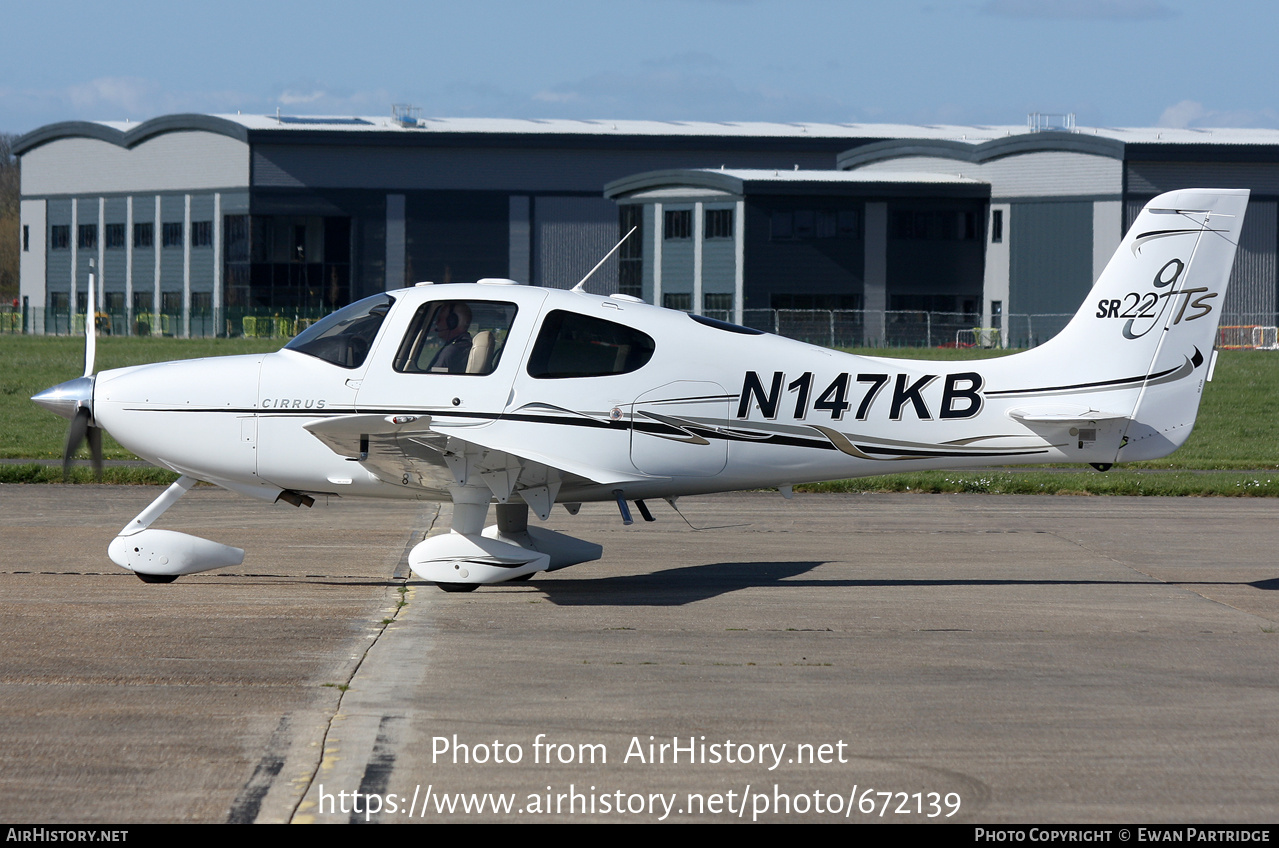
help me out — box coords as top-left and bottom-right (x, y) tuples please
(3, 337), (1278, 494)
(798, 470), (1279, 497)
(0, 463), (179, 485)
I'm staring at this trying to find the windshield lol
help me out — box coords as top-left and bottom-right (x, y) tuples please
(285, 293), (395, 368)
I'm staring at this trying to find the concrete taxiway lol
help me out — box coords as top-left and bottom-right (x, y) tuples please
(0, 485), (1275, 823)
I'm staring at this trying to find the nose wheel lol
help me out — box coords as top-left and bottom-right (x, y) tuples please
(435, 582), (480, 593)
(136, 572), (180, 584)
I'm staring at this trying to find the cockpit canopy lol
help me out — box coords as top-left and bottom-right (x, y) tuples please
(285, 293), (395, 369)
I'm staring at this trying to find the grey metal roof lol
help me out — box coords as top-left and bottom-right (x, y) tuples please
(18, 111), (1279, 161)
(605, 168), (989, 200)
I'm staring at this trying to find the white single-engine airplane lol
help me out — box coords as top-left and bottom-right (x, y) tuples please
(33, 189), (1248, 591)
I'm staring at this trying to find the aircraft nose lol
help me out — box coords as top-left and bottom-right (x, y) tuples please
(31, 375), (95, 421)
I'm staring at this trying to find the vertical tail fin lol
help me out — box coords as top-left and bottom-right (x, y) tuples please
(1037, 189), (1249, 460)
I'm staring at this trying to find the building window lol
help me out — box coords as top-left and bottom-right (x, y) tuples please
(618, 206), (643, 299)
(816, 210), (837, 239)
(664, 209), (691, 240)
(663, 293), (692, 311)
(162, 222), (183, 248)
(793, 210), (815, 239)
(134, 222), (154, 248)
(23, 225), (29, 252)
(892, 210), (977, 241)
(161, 292), (182, 313)
(105, 223), (126, 249)
(770, 211), (793, 240)
(704, 293), (733, 313)
(78, 224), (97, 250)
(838, 209), (860, 238)
(771, 209), (860, 241)
(191, 221), (213, 248)
(705, 209), (733, 239)
(50, 225), (70, 250)
(991, 209), (1003, 243)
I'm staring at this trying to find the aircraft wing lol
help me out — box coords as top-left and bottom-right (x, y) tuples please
(303, 414), (647, 517)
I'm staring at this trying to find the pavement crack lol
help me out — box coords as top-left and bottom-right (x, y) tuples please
(282, 503), (439, 824)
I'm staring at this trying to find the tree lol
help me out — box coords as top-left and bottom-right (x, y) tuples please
(0, 133), (17, 303)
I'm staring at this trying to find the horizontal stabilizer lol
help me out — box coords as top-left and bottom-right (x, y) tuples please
(1008, 406), (1128, 425)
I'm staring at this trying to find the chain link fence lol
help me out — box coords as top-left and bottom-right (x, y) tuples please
(5, 303), (1279, 351)
(0, 306), (329, 340)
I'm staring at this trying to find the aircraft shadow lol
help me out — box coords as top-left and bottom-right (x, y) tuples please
(528, 560), (825, 606)
(517, 564), (1279, 607)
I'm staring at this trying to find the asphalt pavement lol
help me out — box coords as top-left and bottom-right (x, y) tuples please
(0, 485), (1275, 823)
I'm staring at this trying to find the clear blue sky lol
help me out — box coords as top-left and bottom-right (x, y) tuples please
(2, 0), (1274, 135)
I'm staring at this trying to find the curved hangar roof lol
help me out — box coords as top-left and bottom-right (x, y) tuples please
(605, 168), (990, 201)
(14, 113), (1029, 156)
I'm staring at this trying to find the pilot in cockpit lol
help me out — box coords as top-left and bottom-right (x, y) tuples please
(428, 302), (473, 373)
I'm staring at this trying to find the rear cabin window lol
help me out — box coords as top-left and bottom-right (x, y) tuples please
(393, 300), (518, 376)
(527, 310), (655, 379)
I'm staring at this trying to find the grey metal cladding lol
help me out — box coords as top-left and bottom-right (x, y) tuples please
(702, 238), (736, 293)
(251, 144), (836, 192)
(1223, 199), (1276, 318)
(1009, 201), (1094, 316)
(21, 133), (250, 196)
(1127, 161), (1279, 195)
(536, 196), (620, 292)
(852, 152), (1120, 198)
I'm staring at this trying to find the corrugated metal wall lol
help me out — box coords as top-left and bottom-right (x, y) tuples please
(1009, 201), (1094, 315)
(856, 152), (1121, 198)
(251, 144), (838, 193)
(1127, 196), (1276, 320)
(535, 196), (620, 293)
(1128, 161), (1279, 195)
(23, 135), (249, 195)
(1225, 199), (1276, 318)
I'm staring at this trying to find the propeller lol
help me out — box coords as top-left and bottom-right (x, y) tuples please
(31, 263), (103, 481)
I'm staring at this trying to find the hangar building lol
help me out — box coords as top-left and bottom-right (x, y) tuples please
(14, 113), (1279, 347)
(13, 113), (1008, 336)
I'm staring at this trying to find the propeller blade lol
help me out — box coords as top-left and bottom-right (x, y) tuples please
(84, 269), (96, 377)
(63, 407), (90, 481)
(87, 426), (104, 482)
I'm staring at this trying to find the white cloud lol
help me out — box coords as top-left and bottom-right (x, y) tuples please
(66, 77), (161, 115)
(532, 90), (581, 104)
(278, 90), (327, 106)
(1157, 99), (1279, 129)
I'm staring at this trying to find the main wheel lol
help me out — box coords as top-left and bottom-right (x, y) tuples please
(136, 572), (179, 584)
(436, 582), (479, 593)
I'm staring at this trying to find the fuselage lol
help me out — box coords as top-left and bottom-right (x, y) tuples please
(92, 280), (1166, 506)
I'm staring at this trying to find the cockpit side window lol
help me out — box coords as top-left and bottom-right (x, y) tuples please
(394, 300), (518, 375)
(527, 310), (655, 379)
(285, 293), (394, 369)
